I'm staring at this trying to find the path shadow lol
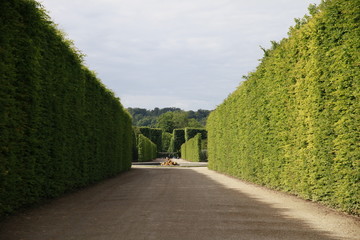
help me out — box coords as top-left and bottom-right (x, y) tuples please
(0, 167), (346, 240)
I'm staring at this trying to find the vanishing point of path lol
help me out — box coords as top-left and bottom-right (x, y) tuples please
(0, 162), (359, 240)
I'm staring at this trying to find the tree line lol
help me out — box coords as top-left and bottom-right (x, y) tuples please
(127, 108), (211, 133)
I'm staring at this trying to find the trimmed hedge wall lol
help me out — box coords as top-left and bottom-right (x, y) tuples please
(132, 127), (141, 161)
(207, 0), (359, 215)
(161, 131), (172, 152)
(184, 128), (207, 141)
(0, 0), (133, 217)
(181, 134), (202, 162)
(137, 134), (157, 162)
(138, 127), (162, 152)
(168, 129), (185, 154)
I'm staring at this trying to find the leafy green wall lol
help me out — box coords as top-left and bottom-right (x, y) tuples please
(184, 128), (207, 141)
(207, 0), (359, 215)
(138, 127), (163, 152)
(161, 131), (172, 152)
(137, 134), (157, 162)
(168, 129), (185, 154)
(181, 133), (202, 162)
(0, 0), (133, 217)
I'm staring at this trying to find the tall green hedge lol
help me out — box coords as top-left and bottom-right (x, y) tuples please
(184, 128), (207, 141)
(138, 127), (162, 152)
(161, 131), (172, 152)
(168, 129), (185, 154)
(137, 134), (157, 162)
(0, 0), (133, 217)
(181, 133), (202, 162)
(207, 0), (359, 215)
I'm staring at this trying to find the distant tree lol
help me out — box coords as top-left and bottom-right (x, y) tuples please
(156, 112), (176, 133)
(194, 109), (211, 125)
(127, 107), (211, 128)
(137, 116), (156, 127)
(152, 107), (160, 116)
(172, 111), (189, 129)
(156, 111), (203, 132)
(188, 118), (203, 128)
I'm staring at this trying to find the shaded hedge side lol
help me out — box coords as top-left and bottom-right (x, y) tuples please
(0, 0), (132, 217)
(207, 0), (359, 214)
(184, 128), (207, 141)
(138, 127), (162, 152)
(168, 129), (185, 154)
(137, 134), (157, 162)
(161, 131), (172, 152)
(181, 133), (202, 162)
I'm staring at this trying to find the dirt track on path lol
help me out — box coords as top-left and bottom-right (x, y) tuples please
(0, 164), (359, 240)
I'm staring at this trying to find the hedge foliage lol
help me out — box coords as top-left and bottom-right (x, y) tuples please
(181, 134), (202, 162)
(184, 128), (207, 141)
(168, 129), (185, 154)
(207, 0), (359, 215)
(0, 0), (133, 217)
(161, 131), (172, 152)
(138, 127), (162, 152)
(137, 134), (157, 162)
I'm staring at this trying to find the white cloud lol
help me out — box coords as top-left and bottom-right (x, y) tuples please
(40, 0), (321, 110)
(121, 94), (216, 111)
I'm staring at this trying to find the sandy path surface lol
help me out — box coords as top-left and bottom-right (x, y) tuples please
(192, 167), (360, 239)
(0, 164), (358, 240)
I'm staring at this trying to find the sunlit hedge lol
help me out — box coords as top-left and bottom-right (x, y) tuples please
(181, 133), (202, 162)
(207, 0), (359, 214)
(0, 0), (133, 217)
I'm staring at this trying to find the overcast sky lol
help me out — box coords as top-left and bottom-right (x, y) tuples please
(39, 0), (321, 111)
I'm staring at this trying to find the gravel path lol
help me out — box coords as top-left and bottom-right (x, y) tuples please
(0, 163), (359, 240)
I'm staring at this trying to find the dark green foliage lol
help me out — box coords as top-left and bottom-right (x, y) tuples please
(161, 131), (173, 152)
(187, 110), (212, 126)
(181, 134), (202, 162)
(185, 128), (207, 141)
(0, 0), (132, 217)
(128, 107), (181, 127)
(200, 149), (208, 162)
(201, 139), (208, 150)
(207, 0), (359, 215)
(156, 111), (203, 133)
(137, 134), (157, 162)
(168, 129), (185, 154)
(155, 112), (176, 133)
(128, 107), (211, 130)
(132, 127), (141, 161)
(138, 127), (162, 152)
